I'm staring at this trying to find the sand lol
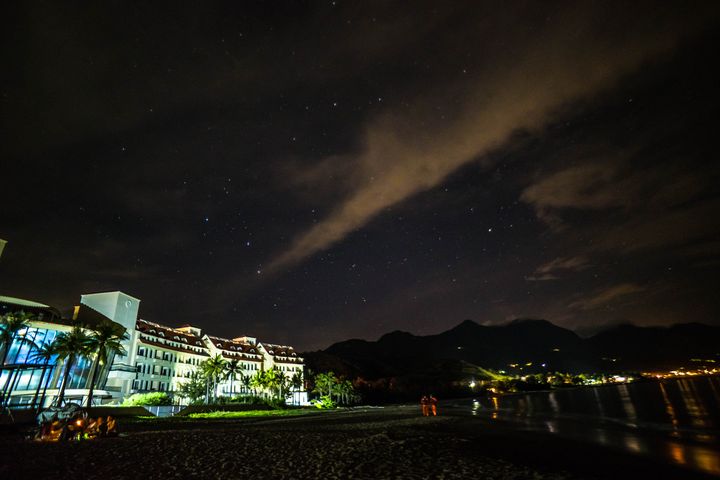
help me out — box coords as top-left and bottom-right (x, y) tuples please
(0, 406), (713, 480)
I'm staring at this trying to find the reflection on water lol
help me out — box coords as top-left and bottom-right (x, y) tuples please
(659, 382), (680, 438)
(453, 376), (720, 476)
(678, 379), (709, 428)
(618, 384), (638, 425)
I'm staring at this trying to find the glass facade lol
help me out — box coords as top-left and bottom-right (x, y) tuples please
(1, 326), (99, 401)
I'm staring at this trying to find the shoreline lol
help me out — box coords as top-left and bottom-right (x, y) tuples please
(1, 406), (717, 480)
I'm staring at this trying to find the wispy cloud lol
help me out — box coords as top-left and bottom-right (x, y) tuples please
(539, 256), (590, 274)
(568, 283), (645, 311)
(525, 273), (561, 282)
(268, 5), (704, 273)
(526, 255), (591, 281)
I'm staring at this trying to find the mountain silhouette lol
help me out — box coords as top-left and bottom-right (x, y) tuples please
(307, 319), (720, 379)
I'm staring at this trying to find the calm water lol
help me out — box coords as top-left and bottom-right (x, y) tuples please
(445, 376), (720, 476)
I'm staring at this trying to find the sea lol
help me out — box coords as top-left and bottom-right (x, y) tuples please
(445, 375), (720, 476)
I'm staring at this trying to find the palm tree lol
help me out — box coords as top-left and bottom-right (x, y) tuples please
(241, 372), (251, 394)
(338, 379), (355, 405)
(1, 311), (38, 404)
(225, 360), (242, 397)
(1, 311), (36, 365)
(263, 368), (280, 399)
(85, 320), (128, 408)
(201, 355), (227, 402)
(275, 368), (289, 400)
(313, 371), (338, 399)
(290, 371), (303, 392)
(52, 324), (92, 406)
(250, 370), (265, 397)
(30, 342), (57, 410)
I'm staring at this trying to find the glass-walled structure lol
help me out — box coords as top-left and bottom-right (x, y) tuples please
(1, 296), (115, 409)
(1, 326), (98, 406)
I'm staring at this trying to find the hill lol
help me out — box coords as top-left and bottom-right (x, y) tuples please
(303, 319), (720, 401)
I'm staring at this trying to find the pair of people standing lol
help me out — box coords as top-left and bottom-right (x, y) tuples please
(420, 394), (438, 416)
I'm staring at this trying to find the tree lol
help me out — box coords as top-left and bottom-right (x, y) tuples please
(1, 311), (38, 404)
(177, 372), (207, 404)
(264, 368), (279, 398)
(264, 367), (289, 400)
(225, 360), (242, 397)
(30, 343), (57, 410)
(250, 370), (265, 397)
(313, 371), (338, 399)
(277, 369), (290, 400)
(85, 320), (128, 407)
(336, 379), (356, 405)
(51, 324), (92, 406)
(1, 311), (37, 365)
(241, 372), (251, 394)
(290, 371), (303, 392)
(201, 355), (227, 403)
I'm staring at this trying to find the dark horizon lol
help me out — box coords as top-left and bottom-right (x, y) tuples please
(2, 2), (720, 351)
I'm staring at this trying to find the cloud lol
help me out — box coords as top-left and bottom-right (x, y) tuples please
(525, 274), (560, 282)
(536, 256), (591, 275)
(268, 4), (709, 273)
(568, 283), (645, 311)
(520, 161), (633, 228)
(523, 156), (720, 254)
(595, 198), (720, 253)
(526, 256), (590, 281)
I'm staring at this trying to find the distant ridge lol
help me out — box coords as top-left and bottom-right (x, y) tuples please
(307, 319), (720, 377)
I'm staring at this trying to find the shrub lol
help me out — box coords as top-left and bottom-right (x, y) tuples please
(122, 392), (172, 406)
(188, 410), (307, 419)
(311, 395), (335, 409)
(228, 395), (283, 408)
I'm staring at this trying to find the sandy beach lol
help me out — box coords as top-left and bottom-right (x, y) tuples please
(0, 406), (715, 480)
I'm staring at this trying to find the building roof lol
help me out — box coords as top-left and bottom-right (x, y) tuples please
(220, 351), (263, 362)
(260, 343), (304, 363)
(138, 336), (210, 357)
(0, 295), (62, 319)
(0, 295), (51, 309)
(136, 319), (210, 358)
(205, 334), (261, 355)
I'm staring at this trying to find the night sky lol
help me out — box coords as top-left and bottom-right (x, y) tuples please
(2, 2), (720, 351)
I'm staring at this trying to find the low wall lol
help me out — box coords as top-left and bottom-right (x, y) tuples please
(87, 406), (154, 417)
(175, 404), (277, 416)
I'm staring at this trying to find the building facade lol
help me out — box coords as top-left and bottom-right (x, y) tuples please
(1, 291), (307, 407)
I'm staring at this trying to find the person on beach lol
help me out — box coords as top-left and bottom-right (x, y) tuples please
(420, 394), (430, 416)
(429, 394), (438, 416)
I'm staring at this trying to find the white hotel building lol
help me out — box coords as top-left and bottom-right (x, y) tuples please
(0, 291), (307, 407)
